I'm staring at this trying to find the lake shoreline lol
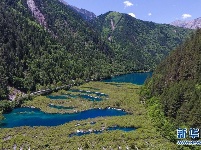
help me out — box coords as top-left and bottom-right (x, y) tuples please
(1, 71), (151, 115)
(0, 78), (176, 149)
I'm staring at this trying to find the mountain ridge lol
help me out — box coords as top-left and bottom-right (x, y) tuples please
(0, 0), (192, 100)
(93, 11), (192, 71)
(171, 17), (201, 29)
(59, 0), (96, 21)
(0, 0), (113, 100)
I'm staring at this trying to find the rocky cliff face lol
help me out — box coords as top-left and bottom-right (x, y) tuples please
(70, 6), (96, 21)
(27, 0), (47, 27)
(171, 17), (201, 29)
(59, 0), (96, 21)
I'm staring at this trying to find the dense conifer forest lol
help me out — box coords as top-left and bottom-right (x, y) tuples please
(142, 29), (201, 131)
(0, 0), (114, 100)
(92, 11), (191, 71)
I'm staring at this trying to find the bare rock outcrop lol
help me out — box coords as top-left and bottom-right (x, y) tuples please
(171, 17), (201, 29)
(27, 0), (47, 27)
(59, 0), (96, 21)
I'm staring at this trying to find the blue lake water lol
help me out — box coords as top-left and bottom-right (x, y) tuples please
(69, 90), (108, 97)
(80, 95), (102, 101)
(1, 73), (150, 129)
(47, 95), (69, 100)
(48, 104), (74, 110)
(48, 90), (108, 101)
(0, 108), (126, 128)
(103, 72), (152, 85)
(69, 126), (136, 137)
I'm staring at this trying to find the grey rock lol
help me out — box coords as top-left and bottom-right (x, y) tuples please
(171, 17), (201, 29)
(59, 0), (96, 21)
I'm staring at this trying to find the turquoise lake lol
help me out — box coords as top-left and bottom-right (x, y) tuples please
(103, 72), (152, 85)
(1, 72), (151, 128)
(48, 104), (74, 110)
(0, 108), (126, 128)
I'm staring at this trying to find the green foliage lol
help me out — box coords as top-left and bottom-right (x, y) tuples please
(140, 85), (176, 143)
(0, 111), (4, 126)
(0, 0), (115, 99)
(0, 82), (177, 149)
(0, 100), (14, 113)
(0, 66), (8, 100)
(143, 29), (201, 129)
(0, 0), (191, 102)
(0, 0), (195, 148)
(92, 11), (192, 71)
(0, 111), (4, 121)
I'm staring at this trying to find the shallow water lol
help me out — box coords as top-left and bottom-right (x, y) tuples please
(80, 94), (102, 101)
(47, 95), (69, 100)
(48, 90), (108, 101)
(48, 104), (74, 110)
(69, 126), (136, 137)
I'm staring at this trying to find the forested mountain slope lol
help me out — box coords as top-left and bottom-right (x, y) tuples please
(0, 0), (192, 100)
(143, 29), (201, 128)
(0, 0), (114, 100)
(93, 11), (192, 71)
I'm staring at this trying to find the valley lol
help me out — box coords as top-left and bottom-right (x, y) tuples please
(0, 74), (176, 149)
(0, 0), (200, 149)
